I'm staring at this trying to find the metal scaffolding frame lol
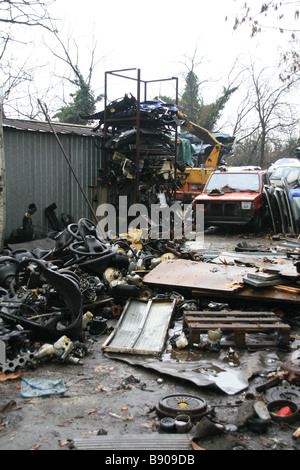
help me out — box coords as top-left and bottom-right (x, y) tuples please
(103, 68), (179, 203)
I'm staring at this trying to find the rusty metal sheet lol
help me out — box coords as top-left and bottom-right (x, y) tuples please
(212, 251), (299, 278)
(143, 259), (257, 292)
(191, 285), (300, 305)
(102, 298), (176, 356)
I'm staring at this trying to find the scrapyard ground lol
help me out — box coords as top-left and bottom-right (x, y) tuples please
(1, 227), (300, 452)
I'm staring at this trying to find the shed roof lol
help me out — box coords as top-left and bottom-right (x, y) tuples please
(3, 118), (103, 137)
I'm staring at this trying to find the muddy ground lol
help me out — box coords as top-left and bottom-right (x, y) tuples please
(1, 228), (300, 452)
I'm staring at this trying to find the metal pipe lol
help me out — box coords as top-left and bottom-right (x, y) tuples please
(174, 76), (179, 200)
(136, 68), (141, 203)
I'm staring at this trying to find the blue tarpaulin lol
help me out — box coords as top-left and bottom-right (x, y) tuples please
(21, 377), (66, 397)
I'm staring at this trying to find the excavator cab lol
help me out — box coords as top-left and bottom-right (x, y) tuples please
(175, 111), (236, 202)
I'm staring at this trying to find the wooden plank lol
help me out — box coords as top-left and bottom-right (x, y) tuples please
(184, 311), (280, 317)
(184, 317), (284, 324)
(185, 323), (290, 331)
(183, 311), (286, 327)
(184, 309), (291, 348)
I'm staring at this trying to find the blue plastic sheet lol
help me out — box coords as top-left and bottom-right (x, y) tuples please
(21, 377), (66, 397)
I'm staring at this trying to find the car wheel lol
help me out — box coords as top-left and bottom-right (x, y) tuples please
(251, 212), (263, 232)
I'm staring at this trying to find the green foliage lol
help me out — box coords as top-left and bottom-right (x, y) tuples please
(197, 86), (238, 131)
(54, 73), (103, 125)
(178, 71), (238, 131)
(179, 71), (202, 122)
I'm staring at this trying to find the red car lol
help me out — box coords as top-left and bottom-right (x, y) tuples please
(192, 167), (271, 231)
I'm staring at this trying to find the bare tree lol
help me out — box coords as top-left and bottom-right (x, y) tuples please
(228, 86), (259, 140)
(230, 62), (300, 167)
(231, 1), (300, 81)
(232, 1), (300, 38)
(0, 0), (57, 117)
(0, 0), (56, 58)
(42, 30), (105, 123)
(250, 64), (299, 166)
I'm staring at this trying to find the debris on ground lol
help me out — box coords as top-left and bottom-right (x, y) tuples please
(0, 226), (300, 449)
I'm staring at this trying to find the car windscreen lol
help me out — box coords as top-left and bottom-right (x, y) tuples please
(205, 172), (260, 192)
(271, 166), (300, 181)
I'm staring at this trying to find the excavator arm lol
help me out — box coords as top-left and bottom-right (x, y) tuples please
(177, 110), (223, 168)
(174, 111), (235, 202)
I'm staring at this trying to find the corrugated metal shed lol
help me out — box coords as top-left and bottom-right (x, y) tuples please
(2, 118), (103, 240)
(3, 118), (101, 136)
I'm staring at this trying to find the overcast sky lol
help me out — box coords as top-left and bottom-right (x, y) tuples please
(45, 0), (283, 99)
(3, 0), (298, 126)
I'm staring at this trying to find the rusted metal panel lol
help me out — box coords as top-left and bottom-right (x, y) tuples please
(102, 298), (176, 356)
(143, 259), (257, 292)
(192, 285), (300, 305)
(2, 118), (103, 137)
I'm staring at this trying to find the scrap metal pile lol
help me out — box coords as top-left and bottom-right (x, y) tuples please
(0, 215), (193, 374)
(264, 178), (300, 235)
(2, 204), (300, 385)
(84, 95), (186, 208)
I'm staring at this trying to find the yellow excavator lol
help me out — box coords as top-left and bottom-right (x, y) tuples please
(175, 110), (235, 202)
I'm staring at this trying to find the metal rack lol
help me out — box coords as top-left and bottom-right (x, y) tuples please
(103, 68), (179, 203)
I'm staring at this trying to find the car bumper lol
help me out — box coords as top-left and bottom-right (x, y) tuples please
(204, 216), (253, 226)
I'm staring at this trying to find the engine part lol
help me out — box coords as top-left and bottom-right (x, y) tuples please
(99, 303), (121, 318)
(82, 311), (93, 330)
(156, 394), (210, 422)
(160, 417), (175, 432)
(34, 335), (73, 361)
(263, 385), (300, 405)
(0, 259), (83, 341)
(0, 257), (19, 288)
(103, 267), (124, 288)
(89, 317), (107, 335)
(0, 350), (35, 374)
(174, 414), (192, 433)
(45, 203), (62, 231)
(111, 284), (140, 300)
(108, 253), (130, 270)
(6, 203), (38, 244)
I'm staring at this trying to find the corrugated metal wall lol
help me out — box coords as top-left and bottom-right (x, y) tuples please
(3, 127), (102, 240)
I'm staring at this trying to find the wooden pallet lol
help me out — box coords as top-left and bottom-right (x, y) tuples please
(183, 311), (291, 348)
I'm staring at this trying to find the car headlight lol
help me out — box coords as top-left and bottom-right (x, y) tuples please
(241, 201), (252, 210)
